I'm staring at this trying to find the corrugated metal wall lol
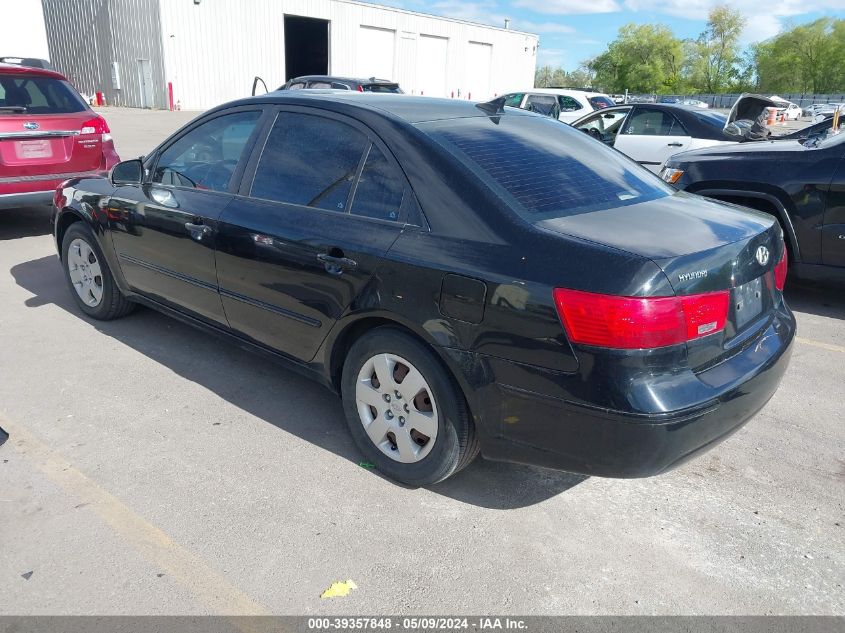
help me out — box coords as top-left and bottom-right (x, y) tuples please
(158, 0), (538, 110)
(42, 0), (167, 109)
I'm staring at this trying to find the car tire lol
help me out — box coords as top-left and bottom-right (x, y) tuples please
(341, 327), (479, 486)
(61, 222), (135, 320)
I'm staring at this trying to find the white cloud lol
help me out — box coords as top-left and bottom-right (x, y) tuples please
(425, 0), (509, 26)
(537, 47), (569, 67)
(514, 20), (576, 33)
(513, 0), (621, 14)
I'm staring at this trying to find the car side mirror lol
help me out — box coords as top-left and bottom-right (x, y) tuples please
(110, 159), (143, 185)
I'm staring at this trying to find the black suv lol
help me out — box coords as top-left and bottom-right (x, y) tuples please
(661, 126), (845, 283)
(282, 75), (403, 93)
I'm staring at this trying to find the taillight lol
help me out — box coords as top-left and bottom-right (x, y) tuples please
(81, 116), (112, 142)
(553, 288), (730, 349)
(357, 85), (364, 92)
(774, 248), (788, 291)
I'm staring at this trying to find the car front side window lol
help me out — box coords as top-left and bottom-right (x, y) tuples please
(152, 111), (261, 192)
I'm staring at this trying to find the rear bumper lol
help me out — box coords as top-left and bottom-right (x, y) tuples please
(460, 306), (795, 478)
(0, 190), (53, 210)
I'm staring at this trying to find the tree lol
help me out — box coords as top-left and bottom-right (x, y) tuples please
(587, 24), (684, 93)
(534, 65), (594, 88)
(686, 5), (746, 93)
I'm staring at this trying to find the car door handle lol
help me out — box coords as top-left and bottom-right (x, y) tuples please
(184, 221), (212, 241)
(317, 253), (357, 273)
(667, 142), (684, 147)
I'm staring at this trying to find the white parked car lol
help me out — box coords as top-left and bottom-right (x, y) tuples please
(775, 102), (802, 120)
(681, 99), (709, 109)
(570, 94), (776, 173)
(501, 88), (616, 124)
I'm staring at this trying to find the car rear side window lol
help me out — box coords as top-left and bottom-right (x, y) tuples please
(421, 115), (671, 219)
(251, 112), (369, 211)
(558, 96), (582, 112)
(153, 111), (260, 192)
(0, 75), (87, 114)
(624, 110), (686, 136)
(350, 145), (405, 222)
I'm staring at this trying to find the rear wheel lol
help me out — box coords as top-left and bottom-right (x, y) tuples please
(341, 328), (478, 485)
(61, 223), (134, 320)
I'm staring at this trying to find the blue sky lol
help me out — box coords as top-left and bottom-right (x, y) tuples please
(375, 0), (845, 71)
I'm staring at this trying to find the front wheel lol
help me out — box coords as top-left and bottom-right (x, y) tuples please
(341, 328), (478, 486)
(61, 223), (135, 320)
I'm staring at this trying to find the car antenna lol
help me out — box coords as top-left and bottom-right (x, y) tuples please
(476, 95), (507, 116)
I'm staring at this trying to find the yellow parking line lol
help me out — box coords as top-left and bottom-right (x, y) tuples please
(1, 414), (271, 618)
(796, 336), (845, 354)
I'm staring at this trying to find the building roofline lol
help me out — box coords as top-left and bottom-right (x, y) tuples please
(337, 0), (539, 38)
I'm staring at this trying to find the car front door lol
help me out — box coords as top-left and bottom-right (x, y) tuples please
(613, 107), (693, 172)
(109, 107), (264, 325)
(821, 151), (845, 267)
(215, 107), (411, 362)
(572, 107), (631, 145)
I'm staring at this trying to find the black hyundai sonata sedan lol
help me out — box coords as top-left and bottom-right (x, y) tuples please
(51, 92), (795, 485)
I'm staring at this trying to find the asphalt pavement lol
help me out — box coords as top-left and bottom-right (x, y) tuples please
(0, 108), (842, 616)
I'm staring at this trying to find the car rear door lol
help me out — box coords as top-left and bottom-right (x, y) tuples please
(613, 107), (693, 172)
(215, 106), (411, 362)
(0, 71), (105, 185)
(821, 149), (845, 267)
(108, 107), (265, 326)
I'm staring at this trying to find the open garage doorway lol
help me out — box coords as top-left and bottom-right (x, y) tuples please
(284, 15), (329, 81)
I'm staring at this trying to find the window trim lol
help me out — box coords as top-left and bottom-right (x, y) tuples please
(238, 104), (420, 227)
(145, 106), (269, 196)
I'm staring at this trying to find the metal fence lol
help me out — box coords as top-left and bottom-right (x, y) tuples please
(629, 93), (845, 108)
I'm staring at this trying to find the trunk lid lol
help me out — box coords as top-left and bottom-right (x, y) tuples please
(723, 93), (777, 141)
(537, 192), (784, 369)
(0, 111), (104, 178)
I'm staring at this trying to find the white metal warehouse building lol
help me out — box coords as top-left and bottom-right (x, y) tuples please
(40, 0), (539, 111)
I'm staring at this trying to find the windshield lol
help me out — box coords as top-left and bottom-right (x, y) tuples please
(419, 114), (673, 220)
(589, 96), (614, 109)
(0, 74), (87, 114)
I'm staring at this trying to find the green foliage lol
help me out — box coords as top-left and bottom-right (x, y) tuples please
(535, 66), (594, 89)
(586, 23), (684, 93)
(568, 8), (844, 95)
(753, 18), (845, 93)
(685, 5), (746, 93)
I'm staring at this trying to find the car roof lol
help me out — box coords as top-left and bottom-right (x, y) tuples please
(289, 75), (398, 85)
(523, 88), (611, 97)
(0, 62), (66, 80)
(232, 90), (535, 124)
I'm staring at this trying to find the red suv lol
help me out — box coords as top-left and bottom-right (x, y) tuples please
(0, 63), (119, 210)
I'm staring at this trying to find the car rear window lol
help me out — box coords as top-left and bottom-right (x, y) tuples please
(689, 110), (727, 129)
(362, 84), (402, 93)
(589, 96), (614, 109)
(419, 115), (672, 219)
(0, 74), (87, 114)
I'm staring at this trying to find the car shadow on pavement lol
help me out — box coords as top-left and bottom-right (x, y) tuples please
(0, 207), (53, 241)
(785, 281), (845, 320)
(11, 255), (585, 509)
